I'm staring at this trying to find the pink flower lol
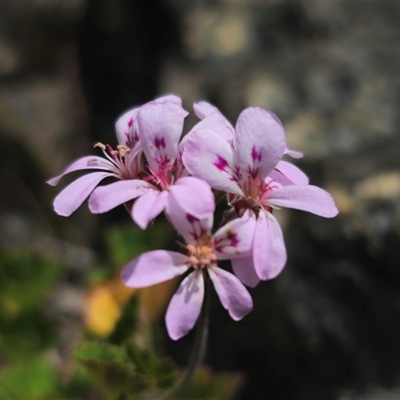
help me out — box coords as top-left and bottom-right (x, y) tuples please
(47, 95), (179, 217)
(183, 106), (338, 286)
(121, 203), (255, 340)
(48, 95), (214, 228)
(88, 99), (214, 229)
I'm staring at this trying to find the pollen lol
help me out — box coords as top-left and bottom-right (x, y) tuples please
(117, 145), (129, 157)
(186, 244), (217, 267)
(94, 142), (106, 150)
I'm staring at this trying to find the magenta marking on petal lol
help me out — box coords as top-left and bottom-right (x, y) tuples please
(246, 165), (258, 179)
(185, 214), (208, 243)
(251, 145), (262, 162)
(87, 158), (99, 166)
(128, 117), (134, 128)
(213, 230), (240, 252)
(186, 214), (199, 223)
(235, 165), (241, 177)
(124, 130), (137, 149)
(214, 155), (228, 171)
(228, 231), (239, 247)
(154, 136), (166, 149)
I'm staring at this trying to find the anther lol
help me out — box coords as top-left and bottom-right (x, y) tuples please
(117, 145), (129, 157)
(94, 142), (106, 150)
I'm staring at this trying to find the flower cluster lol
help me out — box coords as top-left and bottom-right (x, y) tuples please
(48, 95), (338, 340)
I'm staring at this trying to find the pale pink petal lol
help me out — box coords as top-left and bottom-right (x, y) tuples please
(190, 103), (235, 143)
(132, 190), (169, 229)
(193, 101), (220, 119)
(47, 156), (117, 186)
(192, 112), (234, 143)
(174, 146), (188, 180)
(169, 176), (215, 220)
(185, 100), (234, 157)
(165, 270), (204, 340)
(138, 102), (188, 171)
(166, 193), (213, 244)
(88, 179), (155, 214)
(173, 145), (190, 181)
(231, 256), (260, 288)
(121, 250), (189, 288)
(155, 94), (182, 106)
(208, 266), (253, 320)
(264, 185), (339, 218)
(253, 212), (287, 280)
(268, 170), (292, 187)
(115, 107), (140, 147)
(115, 96), (182, 147)
(125, 142), (144, 175)
(53, 172), (112, 217)
(182, 129), (243, 195)
(213, 214), (256, 259)
(275, 160), (309, 185)
(235, 108), (286, 180)
(285, 147), (303, 159)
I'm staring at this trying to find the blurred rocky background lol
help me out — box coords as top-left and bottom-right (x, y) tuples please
(1, 1), (400, 399)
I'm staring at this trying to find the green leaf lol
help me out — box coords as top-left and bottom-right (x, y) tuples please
(106, 222), (174, 268)
(74, 340), (179, 399)
(0, 248), (59, 360)
(0, 309), (57, 360)
(74, 341), (150, 398)
(107, 294), (139, 345)
(0, 357), (58, 399)
(0, 248), (60, 310)
(178, 367), (244, 400)
(125, 343), (177, 390)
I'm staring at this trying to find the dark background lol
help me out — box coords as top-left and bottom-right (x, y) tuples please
(1, 1), (400, 399)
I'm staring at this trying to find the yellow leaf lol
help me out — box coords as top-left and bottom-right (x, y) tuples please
(84, 280), (135, 337)
(83, 276), (178, 337)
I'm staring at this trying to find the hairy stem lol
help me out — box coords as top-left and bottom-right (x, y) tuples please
(159, 280), (210, 400)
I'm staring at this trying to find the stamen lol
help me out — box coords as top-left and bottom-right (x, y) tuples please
(186, 243), (217, 267)
(117, 145), (129, 157)
(187, 244), (196, 254)
(147, 164), (171, 190)
(94, 142), (106, 150)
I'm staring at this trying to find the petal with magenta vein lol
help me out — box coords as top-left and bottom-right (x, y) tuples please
(235, 108), (286, 180)
(183, 129), (242, 195)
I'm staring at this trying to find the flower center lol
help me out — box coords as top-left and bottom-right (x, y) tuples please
(230, 177), (274, 217)
(147, 163), (176, 191)
(186, 244), (217, 268)
(94, 142), (142, 179)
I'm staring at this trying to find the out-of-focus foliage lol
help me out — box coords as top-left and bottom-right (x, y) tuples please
(0, 222), (242, 399)
(0, 249), (60, 359)
(74, 340), (178, 399)
(106, 222), (174, 268)
(3, 0), (400, 398)
(179, 367), (244, 400)
(0, 248), (91, 399)
(84, 279), (135, 337)
(83, 222), (177, 338)
(0, 357), (59, 399)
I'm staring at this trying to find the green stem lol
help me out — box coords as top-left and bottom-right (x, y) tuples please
(160, 279), (210, 400)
